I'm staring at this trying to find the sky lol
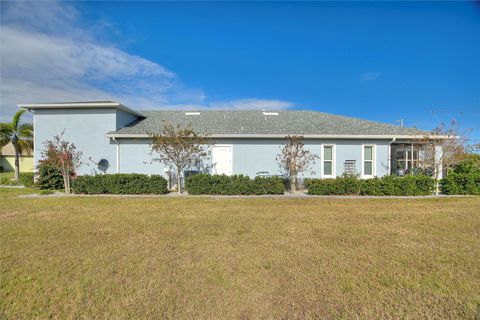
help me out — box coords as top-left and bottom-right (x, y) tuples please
(1, 1), (479, 143)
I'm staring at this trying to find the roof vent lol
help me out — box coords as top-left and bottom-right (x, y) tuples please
(263, 112), (279, 116)
(185, 112), (200, 116)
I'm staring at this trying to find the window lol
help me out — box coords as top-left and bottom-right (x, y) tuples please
(391, 144), (421, 175)
(363, 145), (375, 177)
(344, 160), (356, 176)
(322, 145), (335, 177)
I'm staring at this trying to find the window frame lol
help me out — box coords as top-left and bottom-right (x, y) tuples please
(362, 144), (376, 178)
(321, 144), (336, 178)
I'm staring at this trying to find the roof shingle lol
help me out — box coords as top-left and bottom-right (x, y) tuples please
(112, 110), (423, 136)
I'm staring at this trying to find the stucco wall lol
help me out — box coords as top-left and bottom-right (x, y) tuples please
(115, 138), (391, 178)
(117, 139), (165, 175)
(33, 108), (121, 175)
(116, 109), (138, 129)
(224, 138), (389, 178)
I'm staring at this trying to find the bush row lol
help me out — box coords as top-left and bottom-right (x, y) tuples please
(19, 173), (35, 188)
(186, 174), (285, 195)
(0, 173), (35, 187)
(307, 175), (435, 196)
(72, 174), (169, 194)
(440, 172), (480, 195)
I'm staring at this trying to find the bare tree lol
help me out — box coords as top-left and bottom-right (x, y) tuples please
(418, 120), (468, 195)
(276, 135), (317, 193)
(41, 132), (82, 194)
(149, 123), (209, 194)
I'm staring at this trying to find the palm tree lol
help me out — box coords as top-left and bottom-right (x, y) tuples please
(0, 110), (34, 182)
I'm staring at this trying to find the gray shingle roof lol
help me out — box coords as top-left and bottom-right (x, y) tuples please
(112, 110), (423, 136)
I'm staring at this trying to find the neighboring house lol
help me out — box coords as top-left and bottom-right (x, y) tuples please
(0, 142), (34, 173)
(21, 101), (438, 181)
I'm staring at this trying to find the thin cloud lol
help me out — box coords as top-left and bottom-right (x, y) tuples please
(160, 99), (293, 111)
(361, 72), (382, 82)
(0, 1), (293, 120)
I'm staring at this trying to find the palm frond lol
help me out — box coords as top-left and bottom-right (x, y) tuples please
(0, 123), (13, 147)
(0, 122), (13, 134)
(0, 137), (9, 150)
(12, 110), (26, 131)
(17, 139), (34, 155)
(18, 123), (34, 139)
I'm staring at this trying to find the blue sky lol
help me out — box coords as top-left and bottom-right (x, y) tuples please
(1, 1), (479, 143)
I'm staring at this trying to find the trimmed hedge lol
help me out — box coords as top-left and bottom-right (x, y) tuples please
(440, 172), (480, 195)
(19, 173), (35, 188)
(0, 173), (35, 187)
(37, 163), (65, 190)
(186, 174), (285, 195)
(308, 175), (435, 196)
(72, 174), (169, 194)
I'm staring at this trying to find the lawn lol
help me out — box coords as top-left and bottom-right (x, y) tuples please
(1, 188), (479, 319)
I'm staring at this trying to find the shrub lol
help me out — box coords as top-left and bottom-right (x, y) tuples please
(307, 175), (362, 195)
(308, 175), (435, 196)
(186, 174), (285, 195)
(37, 162), (65, 190)
(453, 154), (480, 174)
(72, 174), (169, 195)
(19, 173), (35, 188)
(303, 178), (317, 190)
(0, 175), (12, 185)
(440, 172), (480, 195)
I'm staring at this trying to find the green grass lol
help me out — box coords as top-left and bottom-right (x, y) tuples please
(1, 188), (479, 319)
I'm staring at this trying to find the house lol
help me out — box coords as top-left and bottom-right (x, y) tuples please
(21, 101), (439, 181)
(0, 142), (34, 173)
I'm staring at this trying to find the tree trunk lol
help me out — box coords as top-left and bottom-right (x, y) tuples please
(177, 170), (181, 194)
(63, 175), (68, 194)
(14, 144), (20, 182)
(290, 175), (296, 193)
(62, 169), (70, 194)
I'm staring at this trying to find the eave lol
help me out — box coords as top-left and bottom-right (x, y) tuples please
(105, 133), (451, 140)
(18, 101), (145, 118)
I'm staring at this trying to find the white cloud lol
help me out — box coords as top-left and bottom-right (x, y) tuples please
(361, 72), (382, 82)
(0, 1), (293, 121)
(208, 99), (293, 110)
(160, 99), (293, 111)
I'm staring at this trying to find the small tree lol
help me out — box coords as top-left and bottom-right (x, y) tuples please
(276, 135), (317, 193)
(0, 110), (33, 182)
(419, 121), (468, 195)
(41, 132), (82, 194)
(149, 123), (209, 194)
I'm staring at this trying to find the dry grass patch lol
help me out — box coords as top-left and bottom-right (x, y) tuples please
(1, 188), (479, 319)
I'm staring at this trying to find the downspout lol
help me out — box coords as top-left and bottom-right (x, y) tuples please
(388, 137), (396, 175)
(113, 137), (120, 173)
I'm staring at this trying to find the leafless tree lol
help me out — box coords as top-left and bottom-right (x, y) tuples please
(418, 120), (469, 195)
(276, 135), (317, 193)
(41, 131), (82, 194)
(149, 122), (209, 193)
